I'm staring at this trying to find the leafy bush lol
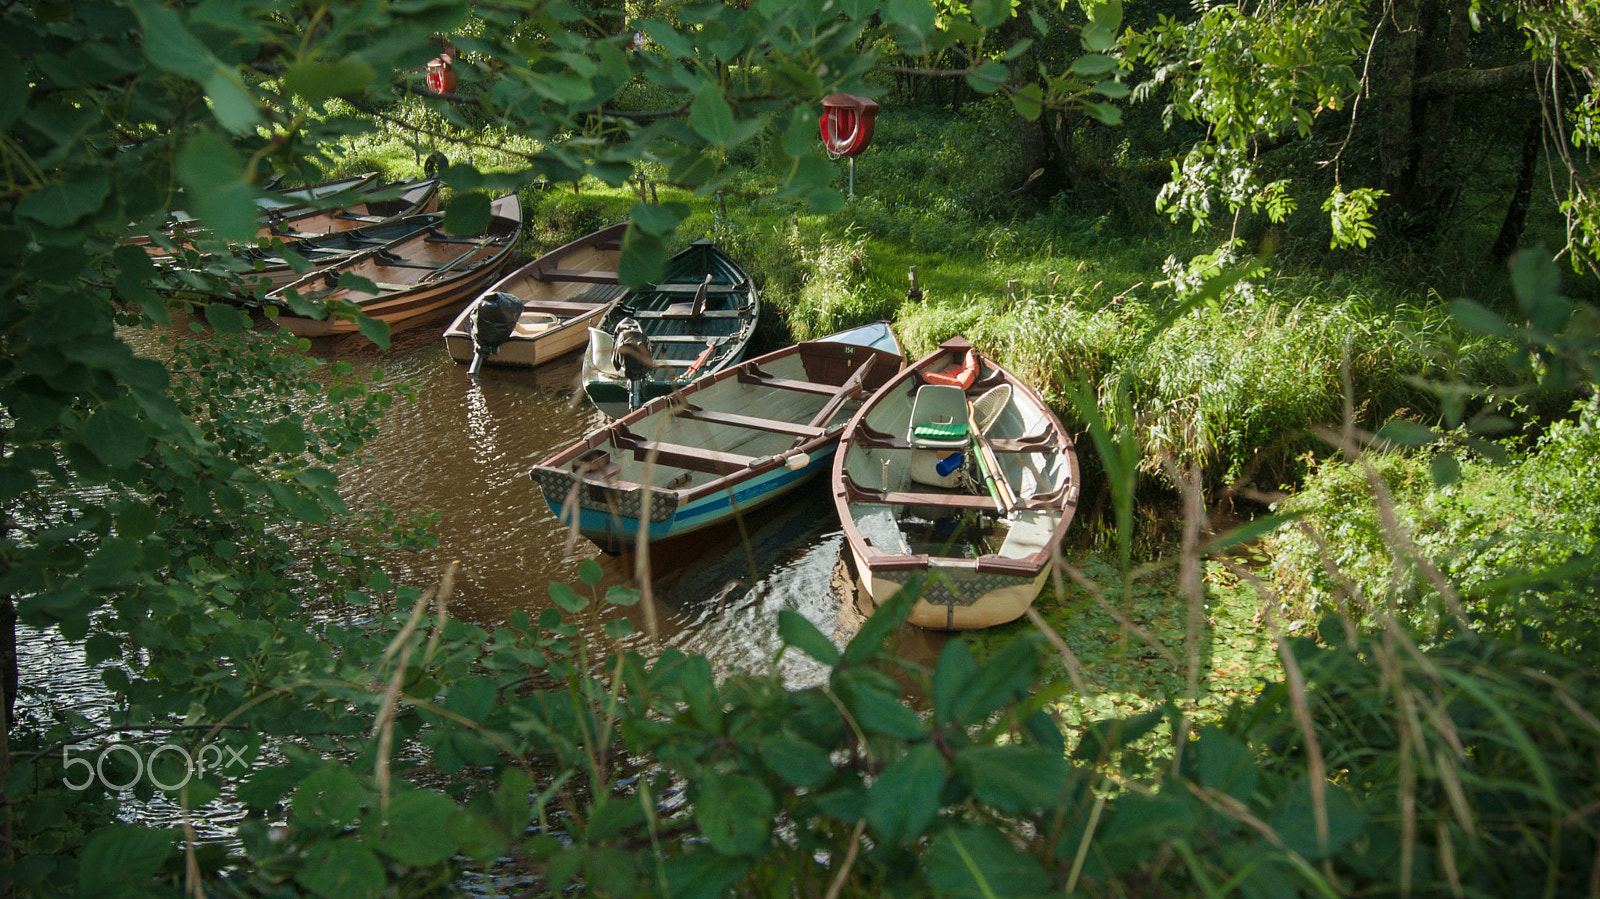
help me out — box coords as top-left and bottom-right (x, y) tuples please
(1268, 403), (1600, 647)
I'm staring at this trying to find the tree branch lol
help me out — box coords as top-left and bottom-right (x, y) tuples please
(1413, 60), (1539, 99)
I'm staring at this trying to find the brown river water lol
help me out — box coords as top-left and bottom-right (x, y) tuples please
(307, 308), (949, 673)
(19, 303), (954, 851)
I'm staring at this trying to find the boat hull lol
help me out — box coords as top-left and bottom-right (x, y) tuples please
(832, 335), (1080, 630)
(442, 222), (628, 369)
(580, 239), (759, 418)
(534, 321), (902, 553)
(270, 194), (522, 337)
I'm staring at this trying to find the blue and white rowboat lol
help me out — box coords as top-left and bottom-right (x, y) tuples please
(531, 322), (903, 554)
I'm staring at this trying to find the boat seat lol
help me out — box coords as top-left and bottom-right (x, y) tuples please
(673, 405), (828, 439)
(513, 313), (560, 336)
(538, 268), (620, 284)
(908, 385), (970, 448)
(736, 365), (840, 396)
(610, 426), (760, 474)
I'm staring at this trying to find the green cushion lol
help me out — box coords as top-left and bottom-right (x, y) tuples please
(912, 421), (968, 440)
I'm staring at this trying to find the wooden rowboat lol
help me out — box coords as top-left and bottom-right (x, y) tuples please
(533, 321), (903, 554)
(441, 222), (629, 370)
(580, 239), (759, 418)
(234, 212), (444, 294)
(255, 176), (440, 242)
(267, 194), (522, 338)
(832, 336), (1081, 630)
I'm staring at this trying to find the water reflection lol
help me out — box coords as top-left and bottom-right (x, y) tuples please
(296, 307), (935, 685)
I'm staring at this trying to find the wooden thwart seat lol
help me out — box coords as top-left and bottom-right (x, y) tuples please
(519, 300), (612, 316)
(611, 426), (759, 474)
(737, 365), (841, 396)
(537, 268), (620, 284)
(673, 405), (828, 439)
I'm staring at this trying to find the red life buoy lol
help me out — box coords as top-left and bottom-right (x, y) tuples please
(426, 54), (455, 94)
(922, 350), (978, 389)
(819, 94), (880, 157)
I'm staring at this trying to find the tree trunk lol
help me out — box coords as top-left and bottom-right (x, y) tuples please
(1491, 120), (1544, 262)
(1374, 0), (1422, 210)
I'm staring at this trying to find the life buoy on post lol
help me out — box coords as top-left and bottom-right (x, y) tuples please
(819, 94), (880, 157)
(426, 54), (455, 94)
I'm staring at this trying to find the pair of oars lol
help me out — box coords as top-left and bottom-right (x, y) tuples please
(965, 384), (1015, 512)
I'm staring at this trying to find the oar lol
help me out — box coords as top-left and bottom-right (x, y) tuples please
(965, 400), (1014, 513)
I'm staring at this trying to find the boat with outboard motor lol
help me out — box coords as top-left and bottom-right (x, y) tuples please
(579, 239), (758, 418)
(442, 222), (629, 375)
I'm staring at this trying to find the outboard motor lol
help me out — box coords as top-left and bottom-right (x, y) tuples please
(468, 291), (524, 377)
(611, 317), (655, 408)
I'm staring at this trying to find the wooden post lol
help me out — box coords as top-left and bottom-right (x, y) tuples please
(907, 265), (922, 302)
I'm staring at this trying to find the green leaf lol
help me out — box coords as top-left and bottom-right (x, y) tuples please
(972, 0), (1011, 29)
(931, 639), (976, 727)
(1071, 54), (1119, 77)
(204, 301), (249, 334)
(75, 824), (176, 899)
(604, 617), (635, 639)
(291, 766), (364, 825)
(129, 0), (257, 134)
(443, 191), (492, 237)
(548, 581), (589, 614)
(619, 227), (668, 289)
(956, 744), (1075, 814)
(1074, 706), (1166, 761)
(79, 407), (147, 469)
(640, 19), (695, 58)
(834, 669), (927, 740)
(578, 557), (604, 585)
(1093, 79), (1130, 99)
(443, 676), (497, 721)
(1509, 249), (1563, 323)
(757, 735), (835, 789)
(0, 49), (28, 131)
(605, 585), (640, 606)
(367, 791), (460, 866)
(695, 773), (773, 856)
(884, 0), (936, 40)
(843, 589), (909, 665)
(1430, 452), (1462, 487)
(1447, 298), (1512, 337)
(80, 537), (143, 588)
(966, 60), (1009, 95)
(865, 742), (947, 843)
(777, 609), (840, 666)
(1081, 100), (1122, 125)
(690, 83), (736, 145)
(176, 133), (257, 242)
(355, 314), (390, 350)
(16, 170), (109, 228)
(284, 58), (377, 103)
(659, 850), (753, 899)
(296, 840), (385, 899)
(1187, 726), (1256, 802)
(1377, 420), (1440, 447)
(629, 202), (683, 237)
(925, 825), (1052, 898)
(1011, 83), (1044, 121)
(947, 633), (1042, 726)
(447, 808), (508, 863)
(1268, 778), (1365, 861)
